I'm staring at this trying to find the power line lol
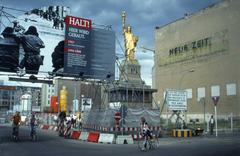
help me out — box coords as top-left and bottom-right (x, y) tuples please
(0, 6), (27, 13)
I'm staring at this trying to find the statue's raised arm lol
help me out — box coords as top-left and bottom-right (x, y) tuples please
(122, 11), (126, 33)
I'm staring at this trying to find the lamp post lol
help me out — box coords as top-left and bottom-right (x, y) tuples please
(14, 82), (24, 113)
(73, 78), (78, 114)
(199, 97), (206, 133)
(54, 77), (61, 114)
(178, 69), (195, 89)
(212, 96), (219, 137)
(141, 45), (155, 53)
(141, 45), (155, 109)
(178, 69), (195, 129)
(141, 45), (160, 125)
(142, 81), (145, 108)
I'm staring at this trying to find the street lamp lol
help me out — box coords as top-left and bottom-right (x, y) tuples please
(177, 68), (195, 129)
(141, 45), (155, 53)
(199, 97), (206, 132)
(141, 45), (155, 109)
(141, 45), (162, 126)
(178, 69), (195, 89)
(142, 81), (145, 108)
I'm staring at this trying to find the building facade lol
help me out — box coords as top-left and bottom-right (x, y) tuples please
(53, 78), (102, 113)
(153, 0), (240, 122)
(0, 86), (16, 113)
(0, 85), (41, 114)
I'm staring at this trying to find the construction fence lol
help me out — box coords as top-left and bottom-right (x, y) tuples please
(35, 110), (240, 135)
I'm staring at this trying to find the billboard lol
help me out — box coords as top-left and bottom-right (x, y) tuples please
(89, 28), (115, 80)
(0, 37), (19, 72)
(0, 26), (45, 74)
(64, 16), (92, 76)
(0, 10), (65, 75)
(0, 12), (115, 81)
(166, 89), (187, 111)
(63, 15), (115, 80)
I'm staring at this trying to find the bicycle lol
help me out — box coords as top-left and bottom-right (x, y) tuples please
(137, 132), (159, 151)
(12, 125), (20, 142)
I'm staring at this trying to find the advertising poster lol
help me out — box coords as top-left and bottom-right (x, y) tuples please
(64, 16), (92, 76)
(0, 9), (115, 81)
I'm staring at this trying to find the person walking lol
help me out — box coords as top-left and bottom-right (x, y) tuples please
(209, 115), (215, 135)
(11, 111), (21, 141)
(29, 112), (37, 140)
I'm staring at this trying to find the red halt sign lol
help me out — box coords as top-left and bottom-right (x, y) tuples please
(212, 96), (220, 106)
(65, 15), (92, 30)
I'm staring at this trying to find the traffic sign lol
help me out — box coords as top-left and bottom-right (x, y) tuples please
(212, 96), (219, 106)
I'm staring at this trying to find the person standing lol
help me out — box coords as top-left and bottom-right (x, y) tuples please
(209, 115), (215, 135)
(78, 116), (82, 131)
(29, 112), (37, 140)
(72, 114), (77, 128)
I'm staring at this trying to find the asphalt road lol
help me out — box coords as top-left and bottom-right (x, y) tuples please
(0, 124), (240, 156)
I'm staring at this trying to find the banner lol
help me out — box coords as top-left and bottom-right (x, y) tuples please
(50, 96), (58, 113)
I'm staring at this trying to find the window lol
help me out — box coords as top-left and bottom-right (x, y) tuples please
(197, 87), (205, 101)
(226, 83), (236, 96)
(211, 85), (220, 97)
(185, 89), (192, 99)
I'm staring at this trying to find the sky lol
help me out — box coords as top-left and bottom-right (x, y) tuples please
(0, 0), (222, 86)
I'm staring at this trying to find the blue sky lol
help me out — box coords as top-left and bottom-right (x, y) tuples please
(0, 0), (222, 86)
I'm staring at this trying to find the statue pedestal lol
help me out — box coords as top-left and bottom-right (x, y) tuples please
(119, 59), (143, 84)
(105, 59), (157, 109)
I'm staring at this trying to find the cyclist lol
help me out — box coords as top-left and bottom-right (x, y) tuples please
(12, 111), (21, 140)
(140, 117), (153, 150)
(29, 112), (37, 140)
